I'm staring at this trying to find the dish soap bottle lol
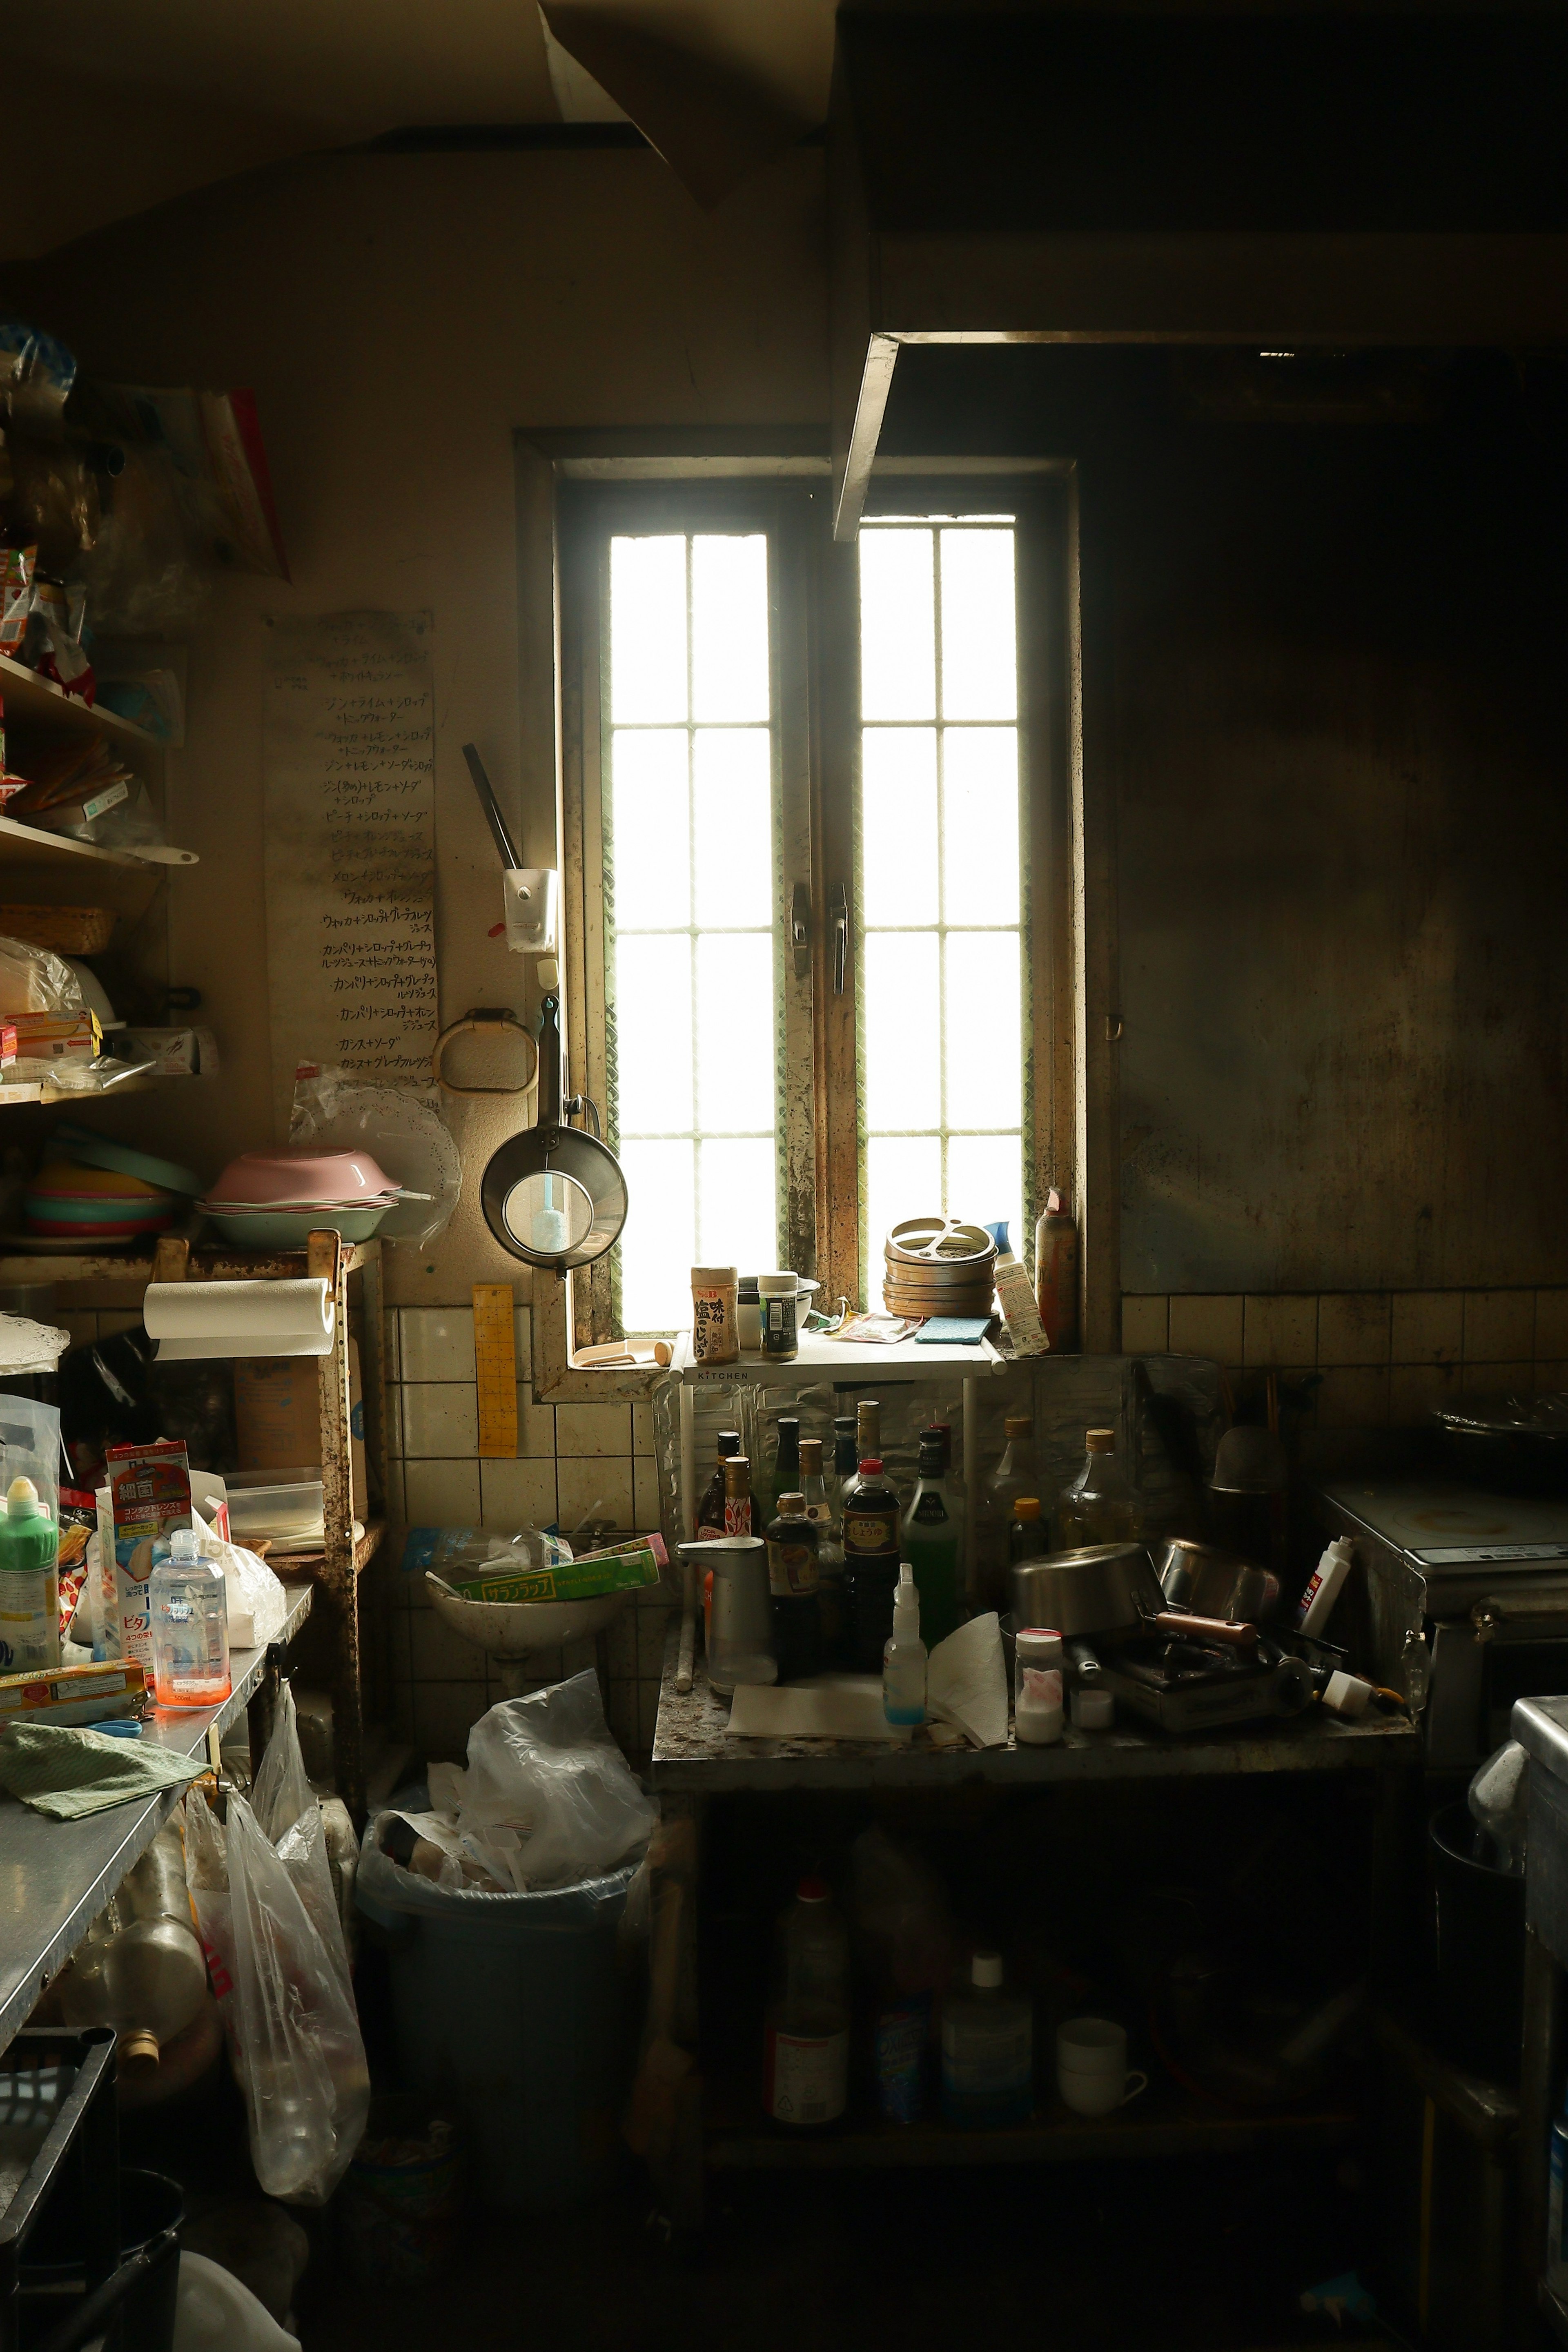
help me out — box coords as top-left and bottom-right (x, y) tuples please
(940, 1951), (1033, 2127)
(1054, 1428), (1144, 1550)
(150, 1526), (231, 1708)
(0, 1474), (59, 1674)
(901, 1428), (964, 1642)
(883, 1563), (927, 1725)
(764, 1876), (851, 2129)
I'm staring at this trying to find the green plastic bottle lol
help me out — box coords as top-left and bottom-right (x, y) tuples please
(0, 1474), (60, 1674)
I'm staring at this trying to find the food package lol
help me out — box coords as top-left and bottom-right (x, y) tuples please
(0, 546), (36, 656)
(0, 1657), (147, 1728)
(442, 1533), (667, 1607)
(103, 1438), (192, 1670)
(0, 935), (82, 1018)
(56, 1486), (96, 1642)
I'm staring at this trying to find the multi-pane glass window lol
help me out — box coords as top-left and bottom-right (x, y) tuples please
(604, 533), (780, 1332)
(858, 521), (1025, 1270)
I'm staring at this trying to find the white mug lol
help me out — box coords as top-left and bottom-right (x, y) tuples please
(1056, 2016), (1148, 2118)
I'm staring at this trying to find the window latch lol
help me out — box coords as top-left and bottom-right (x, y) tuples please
(831, 884), (849, 996)
(789, 882), (811, 980)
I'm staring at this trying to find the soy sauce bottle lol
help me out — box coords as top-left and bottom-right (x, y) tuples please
(841, 1455), (902, 1673)
(766, 1492), (821, 1682)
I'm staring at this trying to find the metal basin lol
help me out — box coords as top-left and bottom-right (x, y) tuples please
(1009, 1542), (1164, 1639)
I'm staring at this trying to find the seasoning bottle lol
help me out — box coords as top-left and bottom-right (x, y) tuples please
(1033, 1188), (1079, 1353)
(901, 1429), (964, 1644)
(940, 1952), (1033, 2128)
(765, 1492), (821, 1681)
(767, 1415), (802, 1529)
(758, 1272), (799, 1361)
(737, 1275), (763, 1354)
(724, 1454), (755, 1539)
(841, 1455), (902, 1673)
(800, 1437), (844, 1658)
(697, 1432), (742, 1541)
(1055, 1429), (1144, 1550)
(882, 1563), (927, 1726)
(0, 1474), (59, 1674)
(834, 1414), (860, 1513)
(150, 1526), (231, 1708)
(689, 1266), (740, 1365)
(1013, 1627), (1064, 1746)
(1009, 1496), (1049, 1566)
(980, 1415), (1039, 1609)
(764, 1877), (850, 2129)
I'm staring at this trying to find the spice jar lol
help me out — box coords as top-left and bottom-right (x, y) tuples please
(690, 1266), (740, 1365)
(758, 1272), (799, 1361)
(1013, 1626), (1063, 1746)
(737, 1275), (763, 1353)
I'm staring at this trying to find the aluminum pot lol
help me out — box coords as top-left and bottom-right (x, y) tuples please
(1010, 1542), (1165, 1641)
(1154, 1538), (1280, 1624)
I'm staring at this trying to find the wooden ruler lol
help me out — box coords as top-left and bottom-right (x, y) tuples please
(472, 1283), (518, 1457)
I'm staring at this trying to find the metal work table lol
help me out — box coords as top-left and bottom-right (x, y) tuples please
(650, 1625), (1418, 1793)
(0, 1586), (311, 2062)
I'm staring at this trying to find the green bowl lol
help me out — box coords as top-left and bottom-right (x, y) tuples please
(203, 1205), (389, 1247)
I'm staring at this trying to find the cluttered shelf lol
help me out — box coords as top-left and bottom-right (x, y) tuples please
(270, 1519), (387, 1584)
(0, 808), (168, 875)
(703, 2078), (1359, 2172)
(0, 1584), (311, 2062)
(0, 652), (160, 754)
(650, 1627), (1419, 1794)
(0, 1238), (374, 1286)
(0, 1070), (174, 1109)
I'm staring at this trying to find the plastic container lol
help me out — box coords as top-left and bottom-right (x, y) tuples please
(59, 1824), (209, 2066)
(355, 1850), (638, 2209)
(1033, 1188), (1079, 1352)
(758, 1272), (799, 1361)
(1297, 1536), (1355, 1637)
(225, 1470), (325, 1550)
(940, 1952), (1033, 2127)
(882, 1563), (927, 1725)
(1013, 1628), (1063, 1745)
(689, 1265), (740, 1366)
(149, 1527), (231, 1708)
(0, 1472), (58, 1673)
(764, 1877), (850, 2129)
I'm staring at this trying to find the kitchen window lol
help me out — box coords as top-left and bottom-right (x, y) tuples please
(557, 474), (1067, 1349)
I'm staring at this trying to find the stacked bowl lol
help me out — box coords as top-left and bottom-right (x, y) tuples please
(24, 1128), (203, 1245)
(200, 1148), (401, 1247)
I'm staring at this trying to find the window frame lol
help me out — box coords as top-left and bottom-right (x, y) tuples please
(539, 457), (1078, 1398)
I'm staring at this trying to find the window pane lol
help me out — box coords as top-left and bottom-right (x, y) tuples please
(864, 931), (940, 1129)
(944, 931), (1021, 1128)
(859, 528), (935, 721)
(610, 536), (686, 723)
(618, 1140), (696, 1331)
(943, 728), (1019, 927)
(698, 1138), (776, 1273)
(862, 728), (938, 928)
(692, 535), (769, 722)
(866, 1135), (942, 1273)
(695, 933), (775, 1134)
(615, 935), (692, 1131)
(940, 528), (1017, 721)
(693, 729), (771, 927)
(610, 729), (689, 929)
(947, 1132), (1023, 1255)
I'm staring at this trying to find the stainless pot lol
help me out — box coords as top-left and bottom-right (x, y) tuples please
(1154, 1538), (1281, 1624)
(1010, 1542), (1165, 1641)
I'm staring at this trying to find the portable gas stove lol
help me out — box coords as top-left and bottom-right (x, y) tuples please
(1098, 1628), (1313, 1734)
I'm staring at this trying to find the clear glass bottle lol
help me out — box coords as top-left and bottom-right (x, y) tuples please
(979, 1415), (1039, 1609)
(697, 1431), (742, 1540)
(901, 1429), (965, 1643)
(940, 1951), (1034, 2127)
(882, 1563), (927, 1725)
(766, 1415), (802, 1529)
(764, 1876), (851, 2129)
(1055, 1428), (1144, 1551)
(800, 1437), (843, 1661)
(723, 1454), (755, 1539)
(834, 1414), (860, 1515)
(150, 1526), (231, 1708)
(1008, 1496), (1049, 1566)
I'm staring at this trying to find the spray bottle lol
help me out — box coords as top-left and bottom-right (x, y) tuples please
(883, 1563), (927, 1726)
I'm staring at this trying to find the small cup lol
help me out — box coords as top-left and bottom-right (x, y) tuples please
(1056, 2016), (1148, 2118)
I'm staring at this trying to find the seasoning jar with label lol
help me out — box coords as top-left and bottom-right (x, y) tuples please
(689, 1266), (740, 1365)
(841, 1454), (902, 1673)
(764, 1877), (850, 2130)
(723, 1454), (755, 1539)
(758, 1272), (800, 1361)
(737, 1276), (763, 1353)
(765, 1490), (820, 1680)
(800, 1436), (844, 1659)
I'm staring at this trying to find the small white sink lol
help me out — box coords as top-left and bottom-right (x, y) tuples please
(425, 1572), (628, 1662)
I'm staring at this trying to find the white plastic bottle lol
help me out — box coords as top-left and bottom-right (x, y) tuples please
(1297, 1537), (1355, 1638)
(1014, 1627), (1064, 1745)
(940, 1951), (1034, 2127)
(150, 1527), (231, 1708)
(883, 1563), (927, 1725)
(764, 1876), (851, 2128)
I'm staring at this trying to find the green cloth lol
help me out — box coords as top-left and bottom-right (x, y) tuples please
(0, 1721), (204, 1819)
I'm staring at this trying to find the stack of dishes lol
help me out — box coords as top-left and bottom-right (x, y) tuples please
(200, 1148), (401, 1246)
(22, 1128), (203, 1247)
(883, 1216), (998, 1320)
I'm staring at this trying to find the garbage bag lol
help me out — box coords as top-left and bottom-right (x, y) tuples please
(185, 1785), (369, 2204)
(250, 1684), (351, 1994)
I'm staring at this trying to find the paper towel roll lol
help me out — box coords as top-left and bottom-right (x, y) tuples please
(144, 1278), (335, 1361)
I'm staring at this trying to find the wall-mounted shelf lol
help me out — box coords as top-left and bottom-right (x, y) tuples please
(0, 1071), (180, 1110)
(0, 811), (180, 875)
(666, 1328), (1004, 1387)
(0, 653), (161, 754)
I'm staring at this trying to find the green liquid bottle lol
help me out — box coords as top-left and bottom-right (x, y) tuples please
(900, 1430), (964, 1644)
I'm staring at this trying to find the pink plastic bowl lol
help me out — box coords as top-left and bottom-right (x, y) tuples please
(208, 1147), (394, 1207)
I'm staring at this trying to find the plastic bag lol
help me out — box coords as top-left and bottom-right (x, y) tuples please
(189, 1500), (288, 1654)
(1469, 1738), (1528, 1875)
(250, 1684), (352, 1996)
(288, 1065), (460, 1249)
(0, 936), (80, 1018)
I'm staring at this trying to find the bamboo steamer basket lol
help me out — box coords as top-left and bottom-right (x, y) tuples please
(882, 1215), (997, 1317)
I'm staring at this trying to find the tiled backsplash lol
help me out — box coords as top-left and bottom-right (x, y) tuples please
(1121, 1287), (1568, 1425)
(379, 1304), (668, 1767)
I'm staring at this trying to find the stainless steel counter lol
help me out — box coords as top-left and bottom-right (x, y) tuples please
(0, 1587), (311, 2059)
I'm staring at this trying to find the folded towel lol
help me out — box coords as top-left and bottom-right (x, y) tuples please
(0, 1721), (204, 1819)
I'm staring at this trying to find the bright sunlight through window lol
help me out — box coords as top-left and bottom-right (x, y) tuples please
(606, 533), (779, 1332)
(858, 521), (1025, 1269)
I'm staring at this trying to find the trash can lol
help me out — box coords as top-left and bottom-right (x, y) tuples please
(1429, 1801), (1526, 2082)
(21, 2167), (183, 2352)
(356, 1842), (639, 2211)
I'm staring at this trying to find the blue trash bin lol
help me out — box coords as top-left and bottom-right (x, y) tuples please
(357, 1835), (639, 2211)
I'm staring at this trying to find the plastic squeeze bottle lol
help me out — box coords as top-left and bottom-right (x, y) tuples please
(150, 1526), (231, 1707)
(0, 1474), (59, 1674)
(883, 1563), (927, 1726)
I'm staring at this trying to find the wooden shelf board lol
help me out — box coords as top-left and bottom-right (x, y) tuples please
(0, 809), (167, 875)
(268, 1520), (388, 1583)
(0, 651), (160, 751)
(0, 1071), (175, 1110)
(0, 1241), (372, 1285)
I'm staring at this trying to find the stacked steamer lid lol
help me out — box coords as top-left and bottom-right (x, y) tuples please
(23, 1123), (203, 1242)
(882, 1215), (998, 1321)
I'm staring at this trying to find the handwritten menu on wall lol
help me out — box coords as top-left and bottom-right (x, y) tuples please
(262, 611), (437, 1118)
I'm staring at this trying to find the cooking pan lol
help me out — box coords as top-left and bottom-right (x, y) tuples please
(1010, 1543), (1165, 1642)
(481, 993), (628, 1271)
(1432, 1392), (1568, 1496)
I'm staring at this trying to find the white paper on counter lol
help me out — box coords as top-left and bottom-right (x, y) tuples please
(727, 1676), (913, 1743)
(926, 1613), (1009, 1748)
(144, 1277), (334, 1360)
